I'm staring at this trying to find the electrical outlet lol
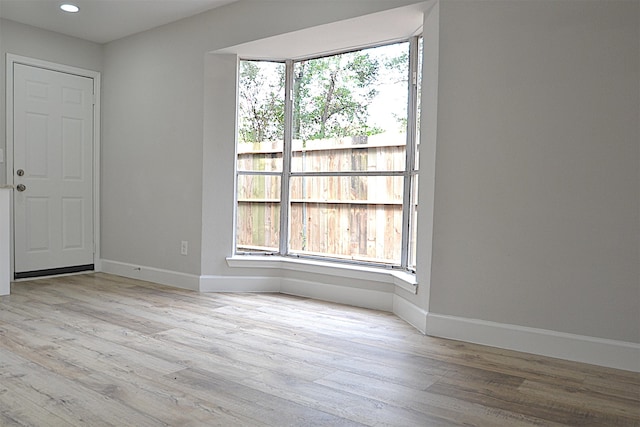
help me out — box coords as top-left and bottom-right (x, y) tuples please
(181, 240), (188, 256)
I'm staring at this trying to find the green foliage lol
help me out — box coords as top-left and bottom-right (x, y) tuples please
(293, 52), (380, 140)
(239, 43), (408, 144)
(238, 61), (285, 143)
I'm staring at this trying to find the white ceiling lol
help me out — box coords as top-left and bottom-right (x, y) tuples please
(0, 0), (238, 44)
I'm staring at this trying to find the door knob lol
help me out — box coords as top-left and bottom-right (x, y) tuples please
(16, 184), (26, 192)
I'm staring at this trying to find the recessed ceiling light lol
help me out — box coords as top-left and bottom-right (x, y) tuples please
(60, 4), (80, 13)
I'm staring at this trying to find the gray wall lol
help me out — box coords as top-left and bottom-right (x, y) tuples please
(429, 0), (639, 343)
(0, 18), (102, 185)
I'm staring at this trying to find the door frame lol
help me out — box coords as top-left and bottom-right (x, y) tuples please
(5, 54), (101, 280)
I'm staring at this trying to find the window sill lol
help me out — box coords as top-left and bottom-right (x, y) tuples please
(226, 255), (417, 294)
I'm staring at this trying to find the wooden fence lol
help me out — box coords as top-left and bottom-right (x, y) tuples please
(237, 133), (406, 263)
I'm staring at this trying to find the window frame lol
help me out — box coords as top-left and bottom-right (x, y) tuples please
(235, 36), (421, 273)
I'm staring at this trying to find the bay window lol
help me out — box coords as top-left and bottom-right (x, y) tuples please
(236, 37), (421, 272)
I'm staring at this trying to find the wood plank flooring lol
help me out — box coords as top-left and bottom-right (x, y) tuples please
(0, 273), (638, 426)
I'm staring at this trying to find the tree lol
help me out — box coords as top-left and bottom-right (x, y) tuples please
(381, 49), (410, 133)
(238, 43), (408, 143)
(238, 61), (285, 143)
(293, 51), (382, 141)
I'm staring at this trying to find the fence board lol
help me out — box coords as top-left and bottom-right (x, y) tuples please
(237, 134), (407, 263)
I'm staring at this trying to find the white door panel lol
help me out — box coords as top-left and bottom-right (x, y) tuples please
(13, 63), (94, 275)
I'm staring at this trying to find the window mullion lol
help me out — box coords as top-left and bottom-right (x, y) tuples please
(400, 36), (419, 269)
(279, 59), (294, 256)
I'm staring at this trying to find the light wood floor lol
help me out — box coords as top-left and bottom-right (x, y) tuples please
(0, 273), (638, 426)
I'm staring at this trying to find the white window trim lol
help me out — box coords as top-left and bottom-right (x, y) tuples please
(226, 255), (417, 294)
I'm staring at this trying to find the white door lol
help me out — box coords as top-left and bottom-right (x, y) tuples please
(13, 63), (94, 279)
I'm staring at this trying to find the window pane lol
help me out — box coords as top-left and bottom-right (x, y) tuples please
(236, 174), (280, 252)
(415, 36), (423, 171)
(292, 42), (409, 172)
(409, 176), (418, 270)
(289, 175), (403, 264)
(238, 60), (285, 172)
(409, 37), (422, 268)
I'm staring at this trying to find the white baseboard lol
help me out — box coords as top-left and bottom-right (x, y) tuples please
(393, 294), (427, 333)
(200, 274), (394, 312)
(281, 277), (393, 312)
(100, 259), (200, 291)
(426, 313), (640, 373)
(199, 275), (280, 293)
